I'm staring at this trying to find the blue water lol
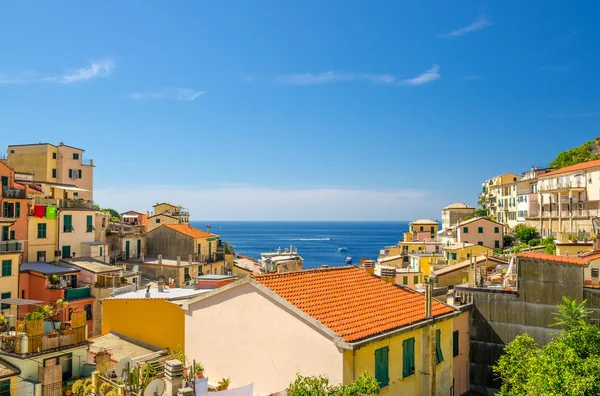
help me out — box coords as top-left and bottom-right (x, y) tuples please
(189, 221), (409, 269)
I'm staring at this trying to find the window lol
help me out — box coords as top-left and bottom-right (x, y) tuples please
(0, 292), (10, 310)
(156, 219), (161, 224)
(403, 276), (408, 285)
(2, 202), (15, 218)
(453, 330), (459, 357)
(37, 251), (46, 262)
(495, 240), (500, 249)
(0, 177), (7, 187)
(62, 245), (71, 259)
(63, 215), (73, 232)
(478, 227), (483, 233)
(1, 227), (7, 241)
(73, 153), (79, 160)
(51, 168), (57, 178)
(52, 152), (57, 159)
(184, 267), (191, 281)
(467, 253), (471, 259)
(374, 346), (389, 387)
(494, 226), (499, 234)
(86, 215), (94, 232)
(463, 227), (468, 233)
(430, 226), (434, 233)
(478, 241), (483, 246)
(414, 275), (419, 284)
(435, 329), (444, 364)
(197, 243), (201, 256)
(9, 231), (14, 240)
(37, 223), (47, 238)
(0, 379), (10, 396)
(68, 169), (73, 178)
(78, 169), (82, 178)
(74, 192), (78, 197)
(451, 252), (457, 260)
(84, 304), (92, 320)
(198, 265), (203, 275)
(419, 226), (423, 231)
(99, 247), (103, 257)
(1, 260), (11, 277)
(402, 337), (415, 377)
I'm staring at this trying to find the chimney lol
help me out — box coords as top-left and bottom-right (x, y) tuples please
(140, 253), (144, 262)
(592, 267), (599, 287)
(380, 266), (396, 285)
(424, 279), (432, 318)
(363, 260), (375, 276)
(447, 289), (455, 306)
(176, 256), (181, 266)
(158, 254), (163, 265)
(188, 255), (193, 265)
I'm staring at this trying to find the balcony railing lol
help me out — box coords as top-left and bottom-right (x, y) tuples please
(64, 287), (91, 301)
(33, 197), (94, 209)
(0, 325), (87, 356)
(540, 209), (598, 218)
(0, 241), (24, 253)
(1, 187), (25, 199)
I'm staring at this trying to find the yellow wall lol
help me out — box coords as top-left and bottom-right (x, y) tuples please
(146, 215), (179, 232)
(154, 203), (178, 216)
(445, 245), (492, 264)
(419, 256), (436, 277)
(556, 243), (593, 257)
(28, 216), (57, 262)
(0, 252), (20, 305)
(7, 144), (55, 182)
(102, 299), (185, 350)
(409, 222), (439, 234)
(344, 317), (454, 395)
(400, 242), (426, 254)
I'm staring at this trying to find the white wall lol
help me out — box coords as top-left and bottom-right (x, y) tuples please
(184, 283), (344, 395)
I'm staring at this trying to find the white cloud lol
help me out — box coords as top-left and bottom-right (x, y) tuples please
(0, 58), (115, 85)
(401, 64), (440, 86)
(437, 16), (492, 39)
(130, 88), (205, 101)
(94, 185), (446, 221)
(59, 58), (115, 83)
(276, 71), (396, 85)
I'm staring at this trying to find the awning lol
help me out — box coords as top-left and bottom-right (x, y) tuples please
(0, 298), (43, 306)
(122, 215), (138, 218)
(55, 186), (90, 192)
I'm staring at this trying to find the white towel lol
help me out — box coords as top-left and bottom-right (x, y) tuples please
(194, 378), (209, 396)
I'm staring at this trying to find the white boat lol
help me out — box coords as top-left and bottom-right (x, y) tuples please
(338, 247), (348, 252)
(322, 237), (332, 241)
(346, 256), (352, 264)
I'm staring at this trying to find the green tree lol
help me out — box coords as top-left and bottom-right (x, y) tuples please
(474, 208), (488, 217)
(514, 225), (540, 245)
(540, 236), (556, 254)
(494, 298), (600, 395)
(287, 371), (380, 396)
(550, 139), (600, 169)
(101, 208), (120, 218)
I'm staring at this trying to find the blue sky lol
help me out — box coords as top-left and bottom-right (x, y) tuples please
(1, 1), (599, 220)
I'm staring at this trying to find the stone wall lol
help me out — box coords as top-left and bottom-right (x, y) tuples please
(146, 227), (193, 258)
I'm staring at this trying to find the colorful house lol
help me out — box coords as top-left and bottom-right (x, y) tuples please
(441, 202), (475, 231)
(180, 267), (461, 395)
(455, 217), (504, 250)
(443, 243), (493, 265)
(0, 162), (28, 261)
(152, 202), (189, 224)
(146, 214), (180, 232)
(407, 219), (439, 241)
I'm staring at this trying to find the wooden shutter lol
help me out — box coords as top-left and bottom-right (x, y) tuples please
(436, 329), (444, 364)
(375, 347), (389, 387)
(15, 203), (20, 218)
(453, 330), (459, 357)
(1, 260), (11, 277)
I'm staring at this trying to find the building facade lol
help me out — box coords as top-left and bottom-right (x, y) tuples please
(441, 203), (475, 231)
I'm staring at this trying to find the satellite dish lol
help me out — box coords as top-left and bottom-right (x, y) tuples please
(144, 378), (166, 396)
(114, 358), (133, 380)
(133, 265), (140, 272)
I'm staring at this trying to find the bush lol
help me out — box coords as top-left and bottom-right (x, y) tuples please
(528, 238), (540, 247)
(287, 371), (380, 396)
(474, 208), (488, 217)
(72, 380), (85, 395)
(503, 234), (517, 248)
(83, 384), (94, 396)
(99, 382), (111, 395)
(514, 225), (540, 245)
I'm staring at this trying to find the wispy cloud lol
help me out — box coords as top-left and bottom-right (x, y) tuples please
(459, 75), (484, 81)
(540, 65), (571, 72)
(130, 88), (205, 101)
(436, 15), (492, 38)
(550, 112), (600, 118)
(276, 71), (396, 85)
(401, 64), (440, 86)
(0, 58), (115, 85)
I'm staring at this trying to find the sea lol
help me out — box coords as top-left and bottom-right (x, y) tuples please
(189, 221), (410, 269)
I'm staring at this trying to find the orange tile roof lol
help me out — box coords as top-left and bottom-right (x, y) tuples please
(540, 159), (600, 178)
(254, 266), (454, 342)
(162, 224), (217, 239)
(518, 251), (600, 266)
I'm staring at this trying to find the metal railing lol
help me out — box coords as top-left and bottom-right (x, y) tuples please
(1, 187), (25, 199)
(0, 240), (24, 253)
(64, 287), (91, 301)
(33, 197), (94, 209)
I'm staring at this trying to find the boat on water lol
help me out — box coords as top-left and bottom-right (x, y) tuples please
(322, 237), (332, 241)
(346, 256), (352, 264)
(338, 247), (348, 252)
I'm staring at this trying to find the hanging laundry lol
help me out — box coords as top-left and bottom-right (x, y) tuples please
(46, 206), (57, 220)
(33, 205), (46, 219)
(194, 378), (208, 396)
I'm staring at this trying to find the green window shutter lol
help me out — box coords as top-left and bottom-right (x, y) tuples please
(1, 260), (11, 277)
(9, 231), (14, 240)
(0, 292), (10, 310)
(402, 337), (415, 377)
(68, 169), (72, 178)
(2, 203), (7, 218)
(73, 153), (79, 160)
(1, 227), (7, 241)
(62, 245), (71, 259)
(420, 226), (423, 231)
(403, 276), (408, 285)
(0, 176), (7, 187)
(414, 276), (419, 284)
(478, 241), (483, 246)
(478, 227), (483, 233)
(86, 215), (93, 232)
(15, 203), (20, 218)
(64, 215), (73, 232)
(453, 330), (459, 357)
(197, 243), (201, 255)
(463, 227), (468, 233)
(435, 329), (444, 364)
(37, 223), (47, 238)
(0, 378), (10, 396)
(184, 267), (190, 281)
(78, 169), (82, 178)
(452, 253), (457, 260)
(52, 168), (57, 178)
(495, 240), (500, 249)
(99, 247), (103, 257)
(198, 266), (203, 275)
(374, 347), (389, 387)
(494, 226), (499, 233)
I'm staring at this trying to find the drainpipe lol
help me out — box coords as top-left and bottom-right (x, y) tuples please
(352, 349), (356, 381)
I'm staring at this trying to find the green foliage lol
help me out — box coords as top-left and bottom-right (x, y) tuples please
(99, 382), (111, 394)
(464, 216), (473, 221)
(528, 238), (540, 247)
(550, 139), (600, 169)
(168, 344), (186, 365)
(287, 371), (380, 396)
(474, 208), (488, 217)
(218, 377), (231, 388)
(503, 234), (516, 248)
(540, 236), (557, 254)
(514, 225), (540, 245)
(100, 208), (120, 218)
(83, 384), (94, 396)
(72, 379), (85, 395)
(105, 391), (116, 396)
(494, 298), (600, 395)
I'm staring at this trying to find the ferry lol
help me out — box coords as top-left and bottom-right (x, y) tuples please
(338, 247), (348, 252)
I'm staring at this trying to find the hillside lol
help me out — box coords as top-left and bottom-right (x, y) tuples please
(549, 137), (600, 169)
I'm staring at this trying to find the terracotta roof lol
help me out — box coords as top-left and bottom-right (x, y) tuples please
(442, 202), (475, 210)
(253, 266), (454, 342)
(518, 251), (600, 266)
(162, 224), (216, 239)
(539, 159), (600, 178)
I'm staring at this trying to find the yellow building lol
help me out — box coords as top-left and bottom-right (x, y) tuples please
(7, 142), (95, 201)
(146, 213), (179, 232)
(482, 173), (519, 225)
(181, 267), (461, 395)
(0, 251), (20, 313)
(408, 219), (439, 240)
(27, 215), (57, 263)
(152, 202), (190, 224)
(443, 243), (493, 265)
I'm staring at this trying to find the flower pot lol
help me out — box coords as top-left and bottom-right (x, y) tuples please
(216, 386), (228, 391)
(195, 371), (204, 379)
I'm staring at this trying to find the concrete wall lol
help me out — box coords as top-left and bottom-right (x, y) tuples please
(442, 208), (475, 231)
(123, 261), (207, 286)
(7, 144), (56, 182)
(185, 283), (345, 395)
(94, 212), (110, 243)
(146, 226), (194, 258)
(146, 215), (179, 232)
(453, 309), (470, 396)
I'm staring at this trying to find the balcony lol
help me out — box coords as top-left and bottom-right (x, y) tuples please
(0, 241), (23, 253)
(1, 187), (25, 199)
(172, 209), (190, 217)
(539, 180), (587, 192)
(33, 197), (94, 209)
(540, 209), (598, 218)
(64, 287), (91, 301)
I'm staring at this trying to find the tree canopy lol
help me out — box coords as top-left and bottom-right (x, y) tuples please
(550, 139), (600, 169)
(514, 225), (540, 245)
(286, 371), (380, 396)
(494, 297), (600, 395)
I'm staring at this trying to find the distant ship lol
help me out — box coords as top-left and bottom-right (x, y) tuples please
(322, 237), (332, 241)
(346, 256), (352, 264)
(338, 247), (348, 252)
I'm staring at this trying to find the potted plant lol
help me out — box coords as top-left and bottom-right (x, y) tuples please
(194, 362), (204, 379)
(216, 377), (231, 391)
(572, 235), (579, 243)
(99, 382), (110, 396)
(0, 315), (7, 332)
